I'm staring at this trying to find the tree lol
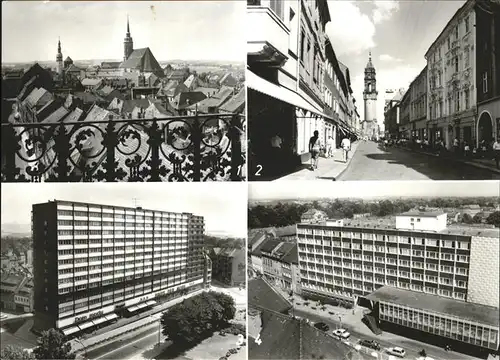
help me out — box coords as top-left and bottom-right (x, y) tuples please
(486, 211), (500, 227)
(161, 291), (236, 347)
(33, 329), (75, 360)
(1, 345), (35, 360)
(462, 213), (473, 224)
(472, 212), (484, 224)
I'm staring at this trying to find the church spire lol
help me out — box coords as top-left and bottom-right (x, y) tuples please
(56, 37), (63, 76)
(124, 15), (134, 61)
(366, 51), (374, 70)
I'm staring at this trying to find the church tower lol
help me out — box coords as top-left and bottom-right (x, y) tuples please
(56, 38), (63, 76)
(362, 51), (378, 139)
(124, 16), (134, 61)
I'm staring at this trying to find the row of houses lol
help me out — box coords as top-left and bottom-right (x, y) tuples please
(207, 247), (246, 287)
(0, 273), (34, 313)
(247, 0), (361, 178)
(385, 0), (500, 149)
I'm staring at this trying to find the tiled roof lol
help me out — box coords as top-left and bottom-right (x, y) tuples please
(255, 239), (282, 255)
(96, 85), (115, 97)
(120, 99), (151, 114)
(81, 78), (103, 87)
(248, 278), (292, 314)
(23, 87), (48, 107)
(219, 87), (245, 113)
(192, 87), (218, 97)
(65, 64), (82, 73)
(274, 225), (296, 237)
(173, 91), (206, 110)
(73, 91), (107, 104)
(40, 106), (69, 123)
(188, 86), (233, 112)
(248, 231), (266, 247)
(120, 48), (163, 73)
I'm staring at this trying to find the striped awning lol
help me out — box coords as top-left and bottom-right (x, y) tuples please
(127, 305), (140, 312)
(146, 300), (156, 306)
(61, 326), (79, 336)
(105, 313), (118, 321)
(92, 317), (108, 325)
(77, 321), (94, 330)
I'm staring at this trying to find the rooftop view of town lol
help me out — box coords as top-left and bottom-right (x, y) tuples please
(1, 1), (246, 183)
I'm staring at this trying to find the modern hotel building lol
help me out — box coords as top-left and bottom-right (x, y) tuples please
(297, 210), (499, 352)
(32, 200), (209, 336)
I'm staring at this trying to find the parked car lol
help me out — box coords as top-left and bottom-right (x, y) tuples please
(386, 346), (406, 358)
(314, 322), (329, 332)
(358, 339), (381, 351)
(332, 328), (350, 339)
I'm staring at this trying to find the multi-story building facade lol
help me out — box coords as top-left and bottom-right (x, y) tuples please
(362, 53), (379, 140)
(297, 211), (499, 352)
(247, 0), (333, 175)
(425, 0), (477, 149)
(409, 66), (428, 140)
(475, 0), (500, 144)
(32, 200), (207, 336)
(399, 89), (411, 139)
(209, 248), (246, 286)
(384, 89), (406, 139)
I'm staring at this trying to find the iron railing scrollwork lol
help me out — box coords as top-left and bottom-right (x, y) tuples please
(1, 113), (246, 182)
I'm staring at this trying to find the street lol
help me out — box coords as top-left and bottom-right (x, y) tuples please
(338, 141), (500, 180)
(292, 308), (482, 360)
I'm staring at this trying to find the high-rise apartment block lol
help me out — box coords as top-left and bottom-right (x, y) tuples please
(297, 211), (499, 351)
(32, 200), (207, 336)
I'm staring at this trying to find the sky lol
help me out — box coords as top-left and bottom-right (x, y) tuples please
(249, 181), (500, 201)
(326, 0), (465, 130)
(1, 1), (245, 63)
(1, 183), (247, 238)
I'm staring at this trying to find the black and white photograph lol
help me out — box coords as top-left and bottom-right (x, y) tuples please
(247, 0), (500, 181)
(1, 1), (246, 182)
(0, 182), (247, 360)
(248, 180), (500, 360)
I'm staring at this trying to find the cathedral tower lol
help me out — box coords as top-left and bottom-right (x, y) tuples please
(362, 51), (378, 139)
(124, 16), (134, 61)
(56, 38), (63, 76)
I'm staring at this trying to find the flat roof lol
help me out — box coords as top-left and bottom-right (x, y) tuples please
(399, 210), (445, 218)
(299, 218), (500, 238)
(366, 286), (499, 328)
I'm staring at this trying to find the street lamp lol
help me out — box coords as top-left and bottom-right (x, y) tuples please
(74, 338), (88, 360)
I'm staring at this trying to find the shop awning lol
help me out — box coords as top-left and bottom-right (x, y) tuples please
(77, 321), (94, 330)
(61, 326), (80, 336)
(105, 313), (118, 321)
(247, 70), (331, 119)
(127, 305), (140, 312)
(136, 303), (148, 309)
(92, 317), (108, 325)
(146, 300), (156, 306)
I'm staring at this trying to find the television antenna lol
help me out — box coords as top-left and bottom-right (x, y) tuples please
(133, 198), (140, 208)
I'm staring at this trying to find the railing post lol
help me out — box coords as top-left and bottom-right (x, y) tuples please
(192, 112), (202, 181)
(53, 123), (71, 181)
(230, 115), (243, 181)
(1, 124), (23, 182)
(103, 119), (118, 181)
(148, 119), (162, 182)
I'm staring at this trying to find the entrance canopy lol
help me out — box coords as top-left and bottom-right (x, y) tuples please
(247, 70), (331, 119)
(61, 326), (79, 336)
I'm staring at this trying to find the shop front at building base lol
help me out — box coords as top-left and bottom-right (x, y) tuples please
(301, 287), (356, 308)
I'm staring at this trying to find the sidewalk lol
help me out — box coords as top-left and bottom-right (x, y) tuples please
(70, 289), (204, 353)
(400, 147), (500, 174)
(277, 141), (360, 181)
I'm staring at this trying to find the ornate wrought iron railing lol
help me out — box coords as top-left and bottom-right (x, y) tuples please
(1, 113), (245, 182)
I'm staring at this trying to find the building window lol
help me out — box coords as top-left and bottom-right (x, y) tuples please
(269, 0), (284, 20)
(447, 38), (451, 50)
(300, 31), (305, 62)
(483, 72), (488, 93)
(464, 89), (469, 109)
(465, 17), (469, 33)
(454, 57), (459, 73)
(455, 26), (459, 39)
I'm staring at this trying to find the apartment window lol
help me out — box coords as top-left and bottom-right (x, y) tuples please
(483, 72), (488, 93)
(447, 38), (451, 50)
(465, 17), (469, 33)
(300, 31), (305, 62)
(455, 26), (459, 39)
(454, 57), (459, 73)
(464, 89), (469, 109)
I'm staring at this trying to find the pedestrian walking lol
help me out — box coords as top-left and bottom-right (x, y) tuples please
(327, 136), (335, 158)
(493, 136), (500, 169)
(453, 137), (459, 156)
(341, 136), (351, 163)
(464, 141), (471, 158)
(309, 130), (321, 170)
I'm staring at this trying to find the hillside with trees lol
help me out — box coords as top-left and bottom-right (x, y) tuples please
(0, 236), (32, 255)
(248, 197), (499, 229)
(204, 235), (244, 250)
